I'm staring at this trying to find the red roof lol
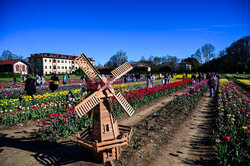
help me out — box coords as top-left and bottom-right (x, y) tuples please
(0, 59), (21, 66)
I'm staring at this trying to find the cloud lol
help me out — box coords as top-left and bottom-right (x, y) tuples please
(177, 28), (209, 32)
(210, 24), (248, 28)
(176, 23), (249, 33)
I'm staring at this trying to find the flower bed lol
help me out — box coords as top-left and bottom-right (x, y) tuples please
(36, 79), (192, 142)
(171, 80), (208, 111)
(0, 83), (84, 100)
(213, 79), (250, 165)
(0, 89), (85, 126)
(235, 79), (250, 91)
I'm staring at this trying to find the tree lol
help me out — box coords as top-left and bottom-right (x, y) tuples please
(105, 50), (128, 68)
(226, 36), (249, 63)
(153, 56), (161, 65)
(0, 50), (24, 61)
(201, 44), (215, 62)
(219, 50), (226, 57)
(200, 36), (250, 73)
(191, 49), (202, 65)
(181, 57), (200, 71)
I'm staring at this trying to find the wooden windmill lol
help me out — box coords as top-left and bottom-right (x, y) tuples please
(74, 53), (134, 163)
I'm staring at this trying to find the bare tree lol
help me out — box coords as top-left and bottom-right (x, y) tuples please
(201, 44), (215, 62)
(105, 50), (128, 68)
(0, 50), (24, 60)
(191, 49), (202, 65)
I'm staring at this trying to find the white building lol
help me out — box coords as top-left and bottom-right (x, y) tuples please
(28, 53), (94, 75)
(179, 62), (192, 71)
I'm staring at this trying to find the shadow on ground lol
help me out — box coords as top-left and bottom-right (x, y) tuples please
(167, 95), (217, 165)
(0, 131), (99, 165)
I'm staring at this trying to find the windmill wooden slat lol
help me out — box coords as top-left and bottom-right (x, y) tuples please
(73, 53), (134, 163)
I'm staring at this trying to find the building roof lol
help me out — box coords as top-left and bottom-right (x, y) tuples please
(29, 52), (95, 61)
(0, 59), (23, 66)
(131, 62), (149, 67)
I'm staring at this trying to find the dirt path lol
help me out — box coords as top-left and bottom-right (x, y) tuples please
(119, 89), (186, 126)
(0, 85), (189, 166)
(145, 92), (216, 166)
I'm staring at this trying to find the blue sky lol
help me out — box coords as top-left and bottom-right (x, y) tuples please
(0, 0), (249, 65)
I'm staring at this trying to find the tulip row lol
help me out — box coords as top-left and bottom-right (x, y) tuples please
(235, 79), (250, 91)
(213, 79), (250, 165)
(0, 89), (86, 126)
(36, 79), (192, 142)
(171, 80), (208, 111)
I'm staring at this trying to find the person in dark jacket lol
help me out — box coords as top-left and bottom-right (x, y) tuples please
(24, 74), (36, 98)
(49, 73), (59, 92)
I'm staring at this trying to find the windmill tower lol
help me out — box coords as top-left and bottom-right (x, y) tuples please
(74, 53), (134, 163)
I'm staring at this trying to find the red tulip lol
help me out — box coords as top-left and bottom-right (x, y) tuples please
(223, 136), (230, 142)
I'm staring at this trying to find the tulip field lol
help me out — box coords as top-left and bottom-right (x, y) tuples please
(0, 74), (249, 166)
(213, 79), (250, 165)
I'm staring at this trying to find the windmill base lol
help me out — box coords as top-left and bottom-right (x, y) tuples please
(76, 125), (133, 163)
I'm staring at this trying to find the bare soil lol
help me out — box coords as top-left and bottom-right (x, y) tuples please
(0, 86), (217, 166)
(0, 87), (187, 166)
(115, 91), (216, 166)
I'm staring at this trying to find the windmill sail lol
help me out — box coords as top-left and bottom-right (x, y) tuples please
(75, 92), (100, 118)
(75, 53), (100, 78)
(111, 62), (133, 80)
(114, 92), (134, 117)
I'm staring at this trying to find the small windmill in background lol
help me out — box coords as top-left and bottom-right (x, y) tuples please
(74, 53), (134, 163)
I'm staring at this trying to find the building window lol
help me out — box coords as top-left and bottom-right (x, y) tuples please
(65, 66), (67, 69)
(104, 124), (110, 133)
(62, 66), (64, 69)
(53, 60), (56, 63)
(58, 60), (60, 63)
(53, 66), (56, 69)
(49, 59), (51, 62)
(45, 59), (47, 62)
(72, 61), (74, 64)
(61, 60), (64, 63)
(58, 72), (60, 74)
(16, 65), (19, 71)
(69, 61), (71, 63)
(50, 66), (51, 69)
(58, 66), (60, 69)
(45, 66), (47, 69)
(45, 72), (47, 74)
(65, 61), (67, 63)
(69, 67), (71, 69)
(22, 65), (25, 71)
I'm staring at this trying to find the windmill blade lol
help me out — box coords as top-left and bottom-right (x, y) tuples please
(111, 62), (133, 81)
(75, 53), (100, 78)
(113, 92), (134, 117)
(75, 92), (100, 118)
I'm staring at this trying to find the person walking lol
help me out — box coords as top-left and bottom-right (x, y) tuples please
(164, 73), (168, 84)
(36, 74), (41, 88)
(212, 73), (217, 91)
(146, 73), (151, 88)
(63, 75), (67, 84)
(207, 74), (214, 97)
(41, 76), (45, 86)
(24, 74), (36, 98)
(151, 74), (155, 87)
(49, 73), (60, 92)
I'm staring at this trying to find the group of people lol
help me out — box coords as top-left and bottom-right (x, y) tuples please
(24, 73), (60, 98)
(146, 73), (156, 88)
(191, 73), (205, 86)
(123, 73), (142, 83)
